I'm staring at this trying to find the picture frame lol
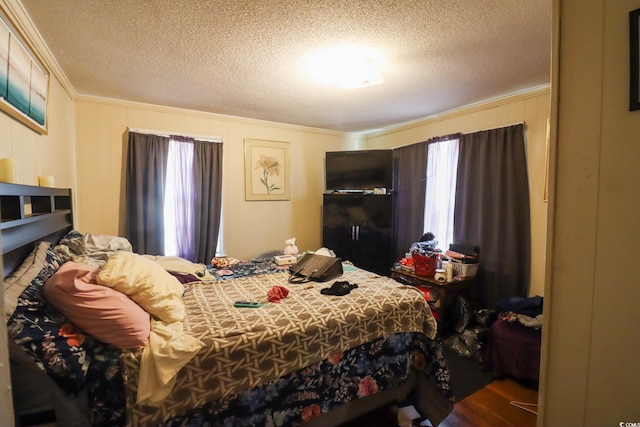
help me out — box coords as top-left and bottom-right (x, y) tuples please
(0, 8), (49, 134)
(244, 139), (290, 201)
(630, 8), (640, 111)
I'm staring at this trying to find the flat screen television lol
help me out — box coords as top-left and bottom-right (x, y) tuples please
(325, 149), (393, 191)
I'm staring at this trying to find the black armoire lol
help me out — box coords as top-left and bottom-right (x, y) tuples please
(322, 193), (394, 276)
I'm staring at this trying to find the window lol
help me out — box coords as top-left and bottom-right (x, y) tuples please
(164, 136), (224, 259)
(164, 138), (194, 256)
(125, 130), (223, 263)
(424, 138), (459, 252)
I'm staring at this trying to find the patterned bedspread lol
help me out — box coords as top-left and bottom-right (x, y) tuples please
(159, 332), (452, 427)
(122, 266), (438, 425)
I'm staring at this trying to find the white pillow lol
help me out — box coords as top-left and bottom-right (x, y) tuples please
(96, 251), (186, 323)
(141, 255), (214, 280)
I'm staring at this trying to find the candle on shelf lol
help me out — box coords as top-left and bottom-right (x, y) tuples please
(38, 175), (55, 187)
(0, 158), (17, 183)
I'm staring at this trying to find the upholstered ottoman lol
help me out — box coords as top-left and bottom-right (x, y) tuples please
(483, 318), (542, 384)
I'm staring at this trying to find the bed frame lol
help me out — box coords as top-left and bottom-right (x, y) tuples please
(0, 183), (73, 277)
(1, 183), (75, 425)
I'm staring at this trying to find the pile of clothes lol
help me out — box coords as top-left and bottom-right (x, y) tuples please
(409, 232), (440, 255)
(443, 295), (543, 362)
(496, 295), (543, 329)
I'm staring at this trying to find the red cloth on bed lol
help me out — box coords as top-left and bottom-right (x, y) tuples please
(267, 285), (289, 303)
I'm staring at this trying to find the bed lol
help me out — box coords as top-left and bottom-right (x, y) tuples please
(1, 182), (453, 426)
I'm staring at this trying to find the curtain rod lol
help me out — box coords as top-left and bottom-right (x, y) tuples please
(470, 121), (525, 134)
(128, 127), (222, 143)
(390, 121), (526, 149)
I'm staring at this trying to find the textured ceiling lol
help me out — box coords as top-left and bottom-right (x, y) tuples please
(21, 0), (551, 133)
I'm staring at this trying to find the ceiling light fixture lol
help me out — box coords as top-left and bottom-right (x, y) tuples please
(309, 45), (384, 89)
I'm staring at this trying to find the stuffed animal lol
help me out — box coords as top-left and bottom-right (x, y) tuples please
(284, 238), (299, 256)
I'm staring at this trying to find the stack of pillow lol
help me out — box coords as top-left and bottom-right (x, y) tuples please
(4, 234), (189, 395)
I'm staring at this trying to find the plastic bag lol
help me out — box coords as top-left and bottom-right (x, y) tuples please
(474, 308), (499, 327)
(443, 329), (483, 362)
(450, 295), (471, 334)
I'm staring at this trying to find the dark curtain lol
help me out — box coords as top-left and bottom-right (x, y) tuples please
(453, 123), (531, 308)
(393, 141), (428, 261)
(192, 139), (223, 264)
(393, 134), (461, 260)
(125, 132), (170, 255)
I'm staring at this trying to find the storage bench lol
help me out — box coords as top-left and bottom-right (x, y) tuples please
(483, 318), (542, 384)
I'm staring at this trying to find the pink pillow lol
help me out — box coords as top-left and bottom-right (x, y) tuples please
(44, 262), (150, 350)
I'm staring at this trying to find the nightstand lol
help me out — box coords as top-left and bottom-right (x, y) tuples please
(390, 267), (475, 335)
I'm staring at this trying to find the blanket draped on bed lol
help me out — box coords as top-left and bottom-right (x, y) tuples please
(122, 267), (437, 425)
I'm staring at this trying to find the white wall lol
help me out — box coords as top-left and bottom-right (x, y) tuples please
(74, 88), (551, 279)
(364, 88), (550, 297)
(0, 74), (75, 188)
(539, 0), (640, 425)
(74, 97), (358, 260)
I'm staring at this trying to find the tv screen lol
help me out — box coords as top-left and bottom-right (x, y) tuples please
(325, 150), (393, 191)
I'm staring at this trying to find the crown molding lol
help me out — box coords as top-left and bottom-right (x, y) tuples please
(75, 94), (357, 138)
(365, 84), (551, 138)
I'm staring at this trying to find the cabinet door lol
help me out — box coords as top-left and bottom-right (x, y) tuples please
(322, 194), (357, 261)
(322, 194), (393, 275)
(352, 195), (393, 274)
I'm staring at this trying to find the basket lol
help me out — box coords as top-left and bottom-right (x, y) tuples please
(412, 253), (437, 277)
(451, 261), (479, 278)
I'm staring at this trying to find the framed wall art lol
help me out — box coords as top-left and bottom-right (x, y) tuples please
(630, 7), (640, 111)
(0, 8), (49, 134)
(244, 138), (290, 201)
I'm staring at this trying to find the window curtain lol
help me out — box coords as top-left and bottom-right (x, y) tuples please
(393, 134), (461, 260)
(192, 139), (223, 264)
(125, 131), (223, 264)
(453, 123), (531, 307)
(167, 136), (195, 260)
(393, 141), (428, 261)
(125, 132), (170, 255)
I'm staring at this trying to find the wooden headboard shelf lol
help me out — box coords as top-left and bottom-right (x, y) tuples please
(0, 183), (73, 277)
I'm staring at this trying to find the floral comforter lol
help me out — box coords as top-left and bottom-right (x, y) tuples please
(87, 332), (451, 427)
(159, 332), (451, 426)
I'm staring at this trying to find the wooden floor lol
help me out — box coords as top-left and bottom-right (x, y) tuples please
(439, 377), (538, 427)
(343, 377), (538, 427)
(23, 379), (537, 427)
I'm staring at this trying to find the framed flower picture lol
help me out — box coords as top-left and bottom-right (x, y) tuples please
(244, 139), (290, 201)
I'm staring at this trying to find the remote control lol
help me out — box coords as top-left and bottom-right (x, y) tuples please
(233, 301), (262, 308)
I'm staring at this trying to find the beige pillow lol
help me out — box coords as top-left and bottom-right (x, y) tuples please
(96, 251), (186, 323)
(4, 241), (50, 319)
